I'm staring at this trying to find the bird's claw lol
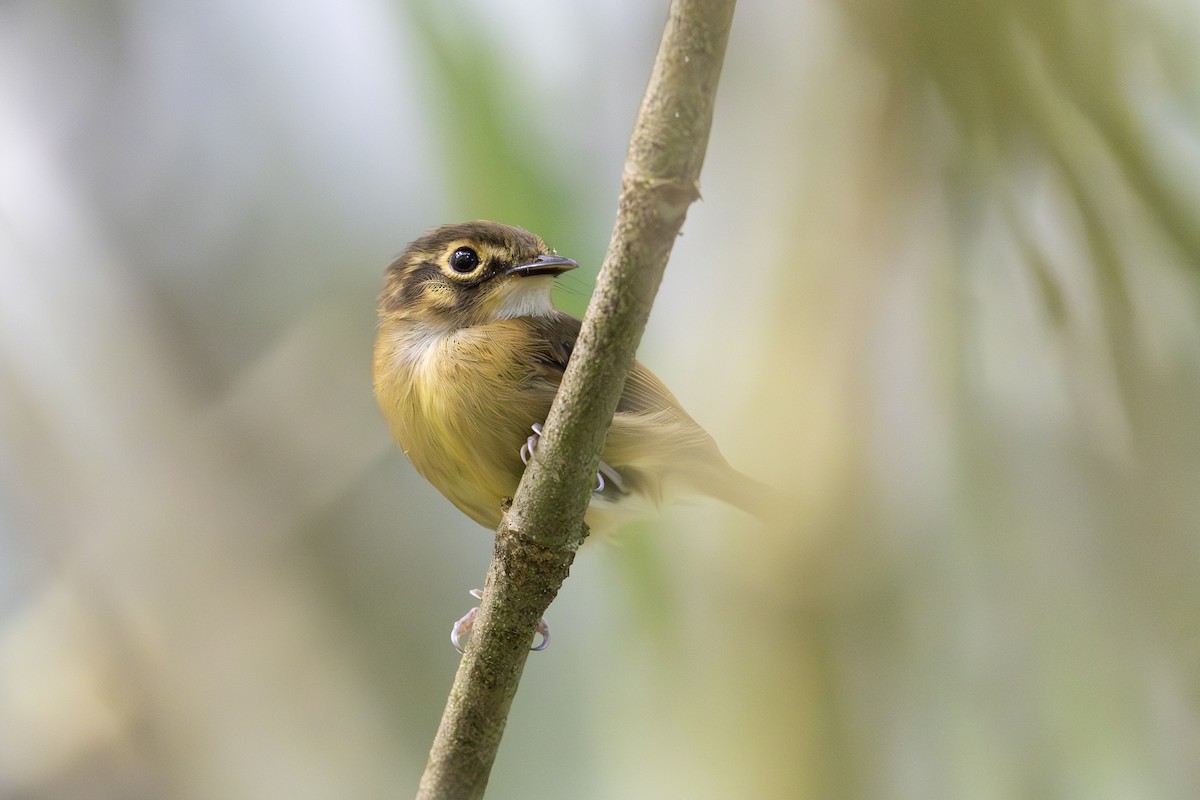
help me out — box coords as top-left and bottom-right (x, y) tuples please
(519, 422), (620, 494)
(519, 423), (540, 466)
(520, 422), (545, 467)
(450, 589), (485, 653)
(533, 617), (550, 651)
(451, 589), (550, 654)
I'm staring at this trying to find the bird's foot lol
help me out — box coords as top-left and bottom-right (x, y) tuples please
(519, 422), (624, 494)
(519, 424), (541, 467)
(451, 589), (550, 654)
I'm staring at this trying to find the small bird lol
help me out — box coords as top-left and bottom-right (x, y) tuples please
(374, 221), (778, 651)
(373, 221), (776, 539)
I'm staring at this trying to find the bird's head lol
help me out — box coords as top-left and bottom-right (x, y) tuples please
(378, 221), (577, 328)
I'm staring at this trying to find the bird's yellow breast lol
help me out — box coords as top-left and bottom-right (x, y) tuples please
(373, 317), (552, 528)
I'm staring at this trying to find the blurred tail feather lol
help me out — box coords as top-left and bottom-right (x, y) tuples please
(695, 466), (792, 526)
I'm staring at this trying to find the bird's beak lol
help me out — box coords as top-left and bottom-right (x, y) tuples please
(505, 254), (578, 277)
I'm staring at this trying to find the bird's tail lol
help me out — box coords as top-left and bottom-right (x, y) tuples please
(691, 464), (793, 525)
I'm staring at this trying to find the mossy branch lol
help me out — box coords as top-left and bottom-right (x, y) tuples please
(415, 1), (737, 797)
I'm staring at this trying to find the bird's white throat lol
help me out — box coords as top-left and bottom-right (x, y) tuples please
(492, 276), (556, 320)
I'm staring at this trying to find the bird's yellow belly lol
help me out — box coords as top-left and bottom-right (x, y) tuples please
(375, 325), (548, 528)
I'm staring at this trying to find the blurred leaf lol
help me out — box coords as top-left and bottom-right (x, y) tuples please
(843, 0), (1200, 275)
(401, 0), (580, 249)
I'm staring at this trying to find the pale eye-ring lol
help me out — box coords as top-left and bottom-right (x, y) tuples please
(449, 247), (481, 273)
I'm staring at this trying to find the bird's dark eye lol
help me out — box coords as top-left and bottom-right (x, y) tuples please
(449, 247), (481, 273)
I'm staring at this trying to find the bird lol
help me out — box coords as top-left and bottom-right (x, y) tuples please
(373, 221), (778, 648)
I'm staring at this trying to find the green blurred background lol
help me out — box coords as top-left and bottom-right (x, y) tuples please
(2, 1), (1199, 798)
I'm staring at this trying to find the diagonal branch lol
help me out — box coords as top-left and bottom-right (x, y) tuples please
(415, 1), (737, 797)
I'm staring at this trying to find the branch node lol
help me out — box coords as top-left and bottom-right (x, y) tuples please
(622, 172), (703, 211)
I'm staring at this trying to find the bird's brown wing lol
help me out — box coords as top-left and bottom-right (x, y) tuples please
(525, 312), (695, 421)
(524, 311), (713, 445)
(525, 311), (579, 387)
(520, 312), (777, 519)
(618, 361), (691, 417)
(606, 361), (725, 469)
(522, 311), (728, 499)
